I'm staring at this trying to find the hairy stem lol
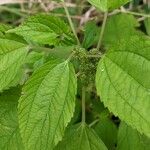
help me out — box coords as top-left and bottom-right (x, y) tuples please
(97, 12), (108, 50)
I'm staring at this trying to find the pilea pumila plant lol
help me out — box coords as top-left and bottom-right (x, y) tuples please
(0, 0), (150, 150)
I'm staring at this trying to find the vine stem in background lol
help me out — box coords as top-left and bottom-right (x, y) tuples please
(82, 86), (86, 123)
(61, 0), (80, 46)
(97, 12), (108, 50)
(0, 5), (26, 17)
(122, 10), (150, 17)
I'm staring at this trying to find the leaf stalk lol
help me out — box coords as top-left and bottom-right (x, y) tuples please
(82, 86), (86, 123)
(61, 0), (80, 46)
(97, 12), (108, 50)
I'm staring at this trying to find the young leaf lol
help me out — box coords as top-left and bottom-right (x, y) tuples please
(96, 36), (150, 137)
(117, 122), (150, 150)
(8, 14), (75, 46)
(82, 21), (100, 49)
(88, 0), (130, 12)
(93, 118), (118, 149)
(55, 123), (108, 150)
(0, 34), (28, 92)
(18, 59), (77, 150)
(0, 87), (24, 150)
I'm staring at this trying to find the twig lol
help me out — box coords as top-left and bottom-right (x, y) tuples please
(38, 0), (48, 12)
(0, 0), (26, 5)
(80, 7), (95, 25)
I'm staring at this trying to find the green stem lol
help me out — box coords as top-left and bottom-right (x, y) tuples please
(0, 6), (26, 17)
(89, 119), (99, 127)
(97, 12), (108, 50)
(121, 10), (150, 18)
(61, 0), (80, 46)
(82, 87), (86, 123)
(67, 51), (75, 62)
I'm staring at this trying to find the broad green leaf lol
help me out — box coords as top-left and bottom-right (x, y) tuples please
(96, 36), (150, 137)
(8, 14), (75, 46)
(117, 122), (150, 150)
(88, 0), (107, 12)
(18, 59), (77, 150)
(94, 118), (118, 149)
(103, 14), (141, 48)
(0, 87), (24, 150)
(55, 123), (108, 150)
(109, 0), (130, 10)
(88, 0), (130, 12)
(0, 34), (28, 92)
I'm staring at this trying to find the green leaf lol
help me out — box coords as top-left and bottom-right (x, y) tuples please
(0, 34), (28, 92)
(108, 0), (130, 10)
(0, 87), (24, 150)
(117, 122), (150, 150)
(25, 51), (44, 64)
(91, 98), (105, 115)
(96, 36), (150, 137)
(103, 14), (141, 48)
(88, 0), (107, 12)
(82, 21), (100, 49)
(0, 24), (12, 33)
(93, 118), (118, 149)
(18, 59), (77, 150)
(8, 14), (75, 46)
(88, 0), (130, 12)
(69, 99), (81, 125)
(55, 123), (108, 150)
